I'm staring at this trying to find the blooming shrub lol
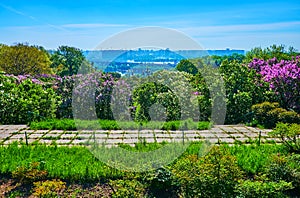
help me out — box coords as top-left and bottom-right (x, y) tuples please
(0, 72), (143, 123)
(43, 72), (117, 120)
(0, 74), (59, 124)
(249, 56), (300, 113)
(71, 72), (116, 120)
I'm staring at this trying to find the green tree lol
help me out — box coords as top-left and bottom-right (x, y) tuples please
(219, 60), (271, 123)
(211, 53), (245, 66)
(245, 44), (298, 62)
(50, 46), (92, 76)
(0, 43), (52, 75)
(176, 59), (198, 75)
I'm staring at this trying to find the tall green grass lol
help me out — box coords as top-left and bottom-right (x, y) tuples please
(29, 119), (211, 131)
(228, 143), (287, 175)
(0, 142), (124, 182)
(0, 142), (289, 182)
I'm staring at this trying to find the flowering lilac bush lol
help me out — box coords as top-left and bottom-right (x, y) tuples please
(0, 74), (60, 124)
(72, 72), (116, 120)
(249, 56), (300, 113)
(0, 72), (119, 123)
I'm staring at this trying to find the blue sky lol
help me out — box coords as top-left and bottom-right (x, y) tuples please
(0, 0), (299, 50)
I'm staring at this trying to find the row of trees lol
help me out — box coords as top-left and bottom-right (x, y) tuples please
(0, 43), (299, 125)
(0, 43), (93, 76)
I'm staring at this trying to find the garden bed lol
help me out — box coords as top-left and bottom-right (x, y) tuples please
(0, 142), (299, 197)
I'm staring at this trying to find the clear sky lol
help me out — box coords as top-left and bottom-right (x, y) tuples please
(1, 0), (299, 50)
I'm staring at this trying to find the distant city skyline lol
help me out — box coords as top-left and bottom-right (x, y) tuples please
(0, 0), (299, 50)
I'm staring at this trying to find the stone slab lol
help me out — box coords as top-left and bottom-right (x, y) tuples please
(28, 134), (43, 139)
(55, 139), (72, 144)
(228, 133), (245, 138)
(60, 134), (77, 139)
(214, 133), (231, 138)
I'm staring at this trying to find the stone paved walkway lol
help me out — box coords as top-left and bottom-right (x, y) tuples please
(0, 125), (279, 146)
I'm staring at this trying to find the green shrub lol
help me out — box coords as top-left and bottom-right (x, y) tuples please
(161, 120), (180, 130)
(268, 107), (288, 121)
(278, 111), (300, 124)
(12, 162), (48, 184)
(99, 119), (121, 130)
(251, 102), (280, 128)
(252, 102), (300, 128)
(236, 180), (293, 198)
(132, 82), (180, 122)
(197, 121), (212, 130)
(30, 119), (76, 130)
(172, 146), (243, 197)
(270, 123), (300, 153)
(109, 179), (145, 198)
(143, 167), (180, 197)
(32, 179), (66, 197)
(265, 154), (300, 195)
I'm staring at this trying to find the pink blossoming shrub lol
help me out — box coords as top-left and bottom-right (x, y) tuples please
(249, 56), (300, 113)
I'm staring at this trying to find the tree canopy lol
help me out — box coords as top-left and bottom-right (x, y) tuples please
(176, 59), (198, 75)
(0, 43), (52, 75)
(245, 44), (299, 62)
(50, 46), (92, 76)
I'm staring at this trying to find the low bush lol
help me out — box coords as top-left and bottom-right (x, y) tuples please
(109, 179), (145, 198)
(251, 102), (280, 128)
(251, 102), (300, 128)
(279, 111), (300, 124)
(142, 167), (180, 197)
(229, 144), (287, 175)
(30, 119), (76, 130)
(172, 146), (244, 197)
(267, 154), (296, 183)
(12, 161), (48, 184)
(236, 180), (293, 198)
(270, 123), (300, 153)
(32, 179), (66, 197)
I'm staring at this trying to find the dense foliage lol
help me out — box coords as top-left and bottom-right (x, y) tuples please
(175, 59), (198, 74)
(0, 74), (59, 124)
(0, 44), (52, 75)
(252, 102), (300, 128)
